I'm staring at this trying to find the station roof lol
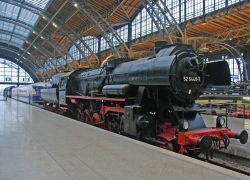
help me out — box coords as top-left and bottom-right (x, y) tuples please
(0, 0), (249, 81)
(0, 0), (53, 80)
(0, 0), (51, 47)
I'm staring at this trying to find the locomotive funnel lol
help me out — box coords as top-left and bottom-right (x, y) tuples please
(236, 130), (248, 144)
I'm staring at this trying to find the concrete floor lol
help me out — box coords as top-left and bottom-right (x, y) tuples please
(0, 98), (249, 180)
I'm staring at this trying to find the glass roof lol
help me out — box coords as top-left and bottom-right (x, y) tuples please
(0, 0), (52, 47)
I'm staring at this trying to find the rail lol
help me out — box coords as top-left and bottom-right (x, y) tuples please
(197, 151), (250, 176)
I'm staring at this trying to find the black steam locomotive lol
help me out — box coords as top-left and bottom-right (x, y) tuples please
(41, 44), (248, 156)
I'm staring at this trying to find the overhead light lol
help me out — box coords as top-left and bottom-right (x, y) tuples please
(33, 31), (37, 34)
(25, 40), (29, 44)
(200, 47), (209, 52)
(33, 45), (37, 49)
(200, 43), (209, 52)
(17, 53), (20, 56)
(42, 15), (47, 20)
(229, 38), (232, 41)
(23, 57), (26, 59)
(52, 22), (58, 28)
(27, 52), (31, 55)
(73, 3), (78, 8)
(40, 35), (45, 39)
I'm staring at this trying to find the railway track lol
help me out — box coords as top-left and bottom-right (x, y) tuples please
(197, 151), (250, 176)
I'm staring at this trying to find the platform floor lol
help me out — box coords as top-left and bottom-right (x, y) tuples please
(0, 99), (248, 180)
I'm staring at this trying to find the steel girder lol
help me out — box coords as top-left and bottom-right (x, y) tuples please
(76, 0), (131, 34)
(0, 17), (59, 72)
(39, 45), (65, 70)
(19, 56), (40, 74)
(62, 25), (100, 66)
(1, 0), (100, 69)
(0, 39), (23, 49)
(0, 15), (72, 72)
(39, 46), (63, 68)
(34, 47), (59, 72)
(140, 0), (183, 43)
(0, 0), (57, 73)
(216, 43), (247, 81)
(157, 0), (183, 40)
(186, 23), (250, 81)
(0, 46), (41, 80)
(52, 16), (98, 67)
(140, 0), (170, 41)
(77, 2), (122, 58)
(85, 1), (129, 52)
(0, 15), (33, 31)
(0, 30), (42, 68)
(0, 30), (43, 68)
(9, 1), (23, 45)
(188, 37), (247, 81)
(0, 29), (27, 42)
(19, 0), (69, 62)
(59, 29), (94, 67)
(43, 37), (73, 70)
(38, 9), (100, 70)
(0, 0), (46, 16)
(21, 54), (40, 69)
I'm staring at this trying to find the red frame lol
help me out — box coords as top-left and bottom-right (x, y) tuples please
(67, 95), (243, 155)
(177, 128), (237, 154)
(233, 111), (250, 119)
(67, 95), (125, 103)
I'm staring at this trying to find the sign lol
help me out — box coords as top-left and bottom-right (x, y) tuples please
(231, 75), (238, 79)
(183, 76), (201, 82)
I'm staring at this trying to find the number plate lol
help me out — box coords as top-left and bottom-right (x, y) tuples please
(183, 76), (201, 82)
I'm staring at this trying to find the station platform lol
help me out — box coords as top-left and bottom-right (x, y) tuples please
(0, 99), (249, 180)
(202, 114), (250, 159)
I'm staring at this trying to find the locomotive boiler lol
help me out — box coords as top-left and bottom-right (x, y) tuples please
(42, 44), (248, 157)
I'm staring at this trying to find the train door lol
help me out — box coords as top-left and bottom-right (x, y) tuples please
(59, 77), (67, 105)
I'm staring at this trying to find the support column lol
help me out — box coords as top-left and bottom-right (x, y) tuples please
(17, 66), (20, 87)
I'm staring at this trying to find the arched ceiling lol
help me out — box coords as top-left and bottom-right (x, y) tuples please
(0, 0), (249, 81)
(0, 0), (143, 81)
(0, 0), (53, 80)
(0, 46), (39, 82)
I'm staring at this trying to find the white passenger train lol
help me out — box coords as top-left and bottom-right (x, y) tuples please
(11, 82), (51, 104)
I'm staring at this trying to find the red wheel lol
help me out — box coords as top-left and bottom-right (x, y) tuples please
(58, 109), (64, 115)
(83, 109), (92, 123)
(92, 113), (103, 126)
(186, 146), (201, 157)
(76, 108), (84, 122)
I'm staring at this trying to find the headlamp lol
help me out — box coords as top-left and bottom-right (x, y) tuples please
(216, 116), (225, 128)
(182, 119), (189, 130)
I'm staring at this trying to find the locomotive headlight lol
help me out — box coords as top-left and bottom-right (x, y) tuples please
(216, 116), (225, 128)
(182, 119), (189, 130)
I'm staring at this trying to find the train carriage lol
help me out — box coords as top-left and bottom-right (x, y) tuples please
(3, 86), (15, 98)
(11, 82), (51, 104)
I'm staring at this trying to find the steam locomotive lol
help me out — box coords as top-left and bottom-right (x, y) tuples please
(41, 44), (248, 157)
